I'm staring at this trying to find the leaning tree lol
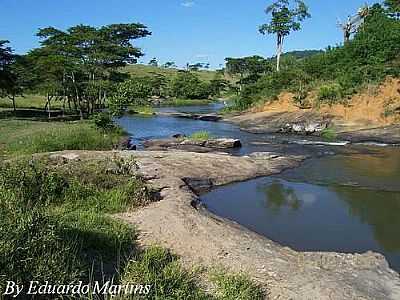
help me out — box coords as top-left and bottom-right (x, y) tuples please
(259, 0), (310, 72)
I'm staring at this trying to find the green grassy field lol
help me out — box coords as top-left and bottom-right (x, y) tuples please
(0, 119), (123, 158)
(123, 64), (218, 82)
(0, 94), (64, 110)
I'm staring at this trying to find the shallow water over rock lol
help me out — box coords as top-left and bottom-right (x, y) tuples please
(116, 103), (400, 272)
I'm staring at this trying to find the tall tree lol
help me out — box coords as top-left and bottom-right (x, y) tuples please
(259, 0), (310, 72)
(29, 23), (151, 117)
(0, 40), (14, 94)
(225, 56), (271, 93)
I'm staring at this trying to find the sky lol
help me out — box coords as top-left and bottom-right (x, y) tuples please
(0, 0), (380, 69)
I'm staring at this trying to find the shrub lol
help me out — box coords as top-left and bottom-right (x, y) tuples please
(91, 112), (116, 131)
(321, 127), (337, 141)
(317, 83), (343, 103)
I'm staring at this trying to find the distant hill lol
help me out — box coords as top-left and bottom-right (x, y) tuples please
(122, 64), (218, 82)
(283, 50), (324, 59)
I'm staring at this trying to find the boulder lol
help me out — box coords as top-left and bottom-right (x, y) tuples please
(204, 138), (242, 149)
(279, 122), (327, 135)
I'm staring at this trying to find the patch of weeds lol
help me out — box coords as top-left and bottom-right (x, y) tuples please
(0, 190), (84, 295)
(210, 270), (265, 300)
(321, 127), (337, 141)
(121, 246), (209, 300)
(127, 106), (155, 116)
(190, 131), (214, 141)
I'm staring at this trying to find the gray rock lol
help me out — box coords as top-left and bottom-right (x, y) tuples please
(204, 138), (242, 149)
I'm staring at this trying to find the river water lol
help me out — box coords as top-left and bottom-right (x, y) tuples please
(115, 103), (400, 272)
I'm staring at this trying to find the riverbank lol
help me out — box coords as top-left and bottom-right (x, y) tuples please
(225, 110), (400, 144)
(224, 78), (400, 144)
(42, 150), (400, 300)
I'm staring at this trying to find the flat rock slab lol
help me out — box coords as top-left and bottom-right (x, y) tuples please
(143, 138), (242, 152)
(45, 151), (400, 300)
(156, 112), (222, 122)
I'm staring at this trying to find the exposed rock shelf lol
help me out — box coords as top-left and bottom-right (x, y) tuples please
(143, 137), (242, 153)
(156, 111), (222, 122)
(45, 151), (400, 300)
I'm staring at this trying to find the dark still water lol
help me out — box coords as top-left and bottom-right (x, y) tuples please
(202, 150), (400, 272)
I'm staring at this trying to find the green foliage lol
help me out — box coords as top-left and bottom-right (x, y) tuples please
(190, 131), (213, 141)
(91, 112), (116, 131)
(121, 246), (209, 300)
(317, 83), (342, 103)
(128, 105), (155, 115)
(321, 127), (337, 141)
(210, 271), (265, 300)
(259, 0), (311, 71)
(0, 157), (153, 293)
(0, 204), (83, 294)
(259, 0), (311, 37)
(21, 22), (151, 115)
(170, 71), (212, 99)
(234, 4), (400, 110)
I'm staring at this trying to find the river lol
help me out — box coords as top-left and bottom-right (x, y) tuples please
(115, 103), (400, 273)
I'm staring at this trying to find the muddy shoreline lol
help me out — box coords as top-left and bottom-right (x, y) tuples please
(47, 150), (400, 300)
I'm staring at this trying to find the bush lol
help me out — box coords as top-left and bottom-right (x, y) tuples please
(321, 127), (337, 141)
(317, 83), (343, 103)
(91, 112), (116, 131)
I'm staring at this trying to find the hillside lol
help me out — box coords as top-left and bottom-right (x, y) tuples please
(123, 64), (218, 82)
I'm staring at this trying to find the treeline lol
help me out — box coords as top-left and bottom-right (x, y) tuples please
(0, 23), (226, 117)
(110, 70), (228, 113)
(225, 2), (400, 111)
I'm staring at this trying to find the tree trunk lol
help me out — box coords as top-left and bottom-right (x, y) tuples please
(9, 95), (16, 112)
(276, 34), (283, 72)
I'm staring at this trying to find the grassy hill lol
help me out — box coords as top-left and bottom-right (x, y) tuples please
(123, 64), (218, 82)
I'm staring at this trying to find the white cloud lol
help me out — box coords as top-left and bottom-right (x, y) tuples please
(181, 1), (195, 8)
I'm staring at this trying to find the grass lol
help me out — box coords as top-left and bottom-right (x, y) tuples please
(123, 64), (217, 82)
(189, 131), (214, 141)
(0, 157), (265, 299)
(0, 119), (124, 157)
(210, 270), (265, 300)
(160, 98), (213, 107)
(0, 157), (152, 294)
(0, 94), (60, 110)
(127, 105), (155, 115)
(121, 247), (266, 300)
(321, 127), (337, 141)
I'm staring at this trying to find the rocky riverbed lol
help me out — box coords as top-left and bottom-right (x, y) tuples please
(45, 150), (400, 300)
(225, 110), (400, 144)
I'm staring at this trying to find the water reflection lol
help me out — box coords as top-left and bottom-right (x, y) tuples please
(202, 176), (400, 272)
(259, 180), (302, 212)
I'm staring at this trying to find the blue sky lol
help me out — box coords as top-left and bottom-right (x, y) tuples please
(1, 0), (379, 69)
